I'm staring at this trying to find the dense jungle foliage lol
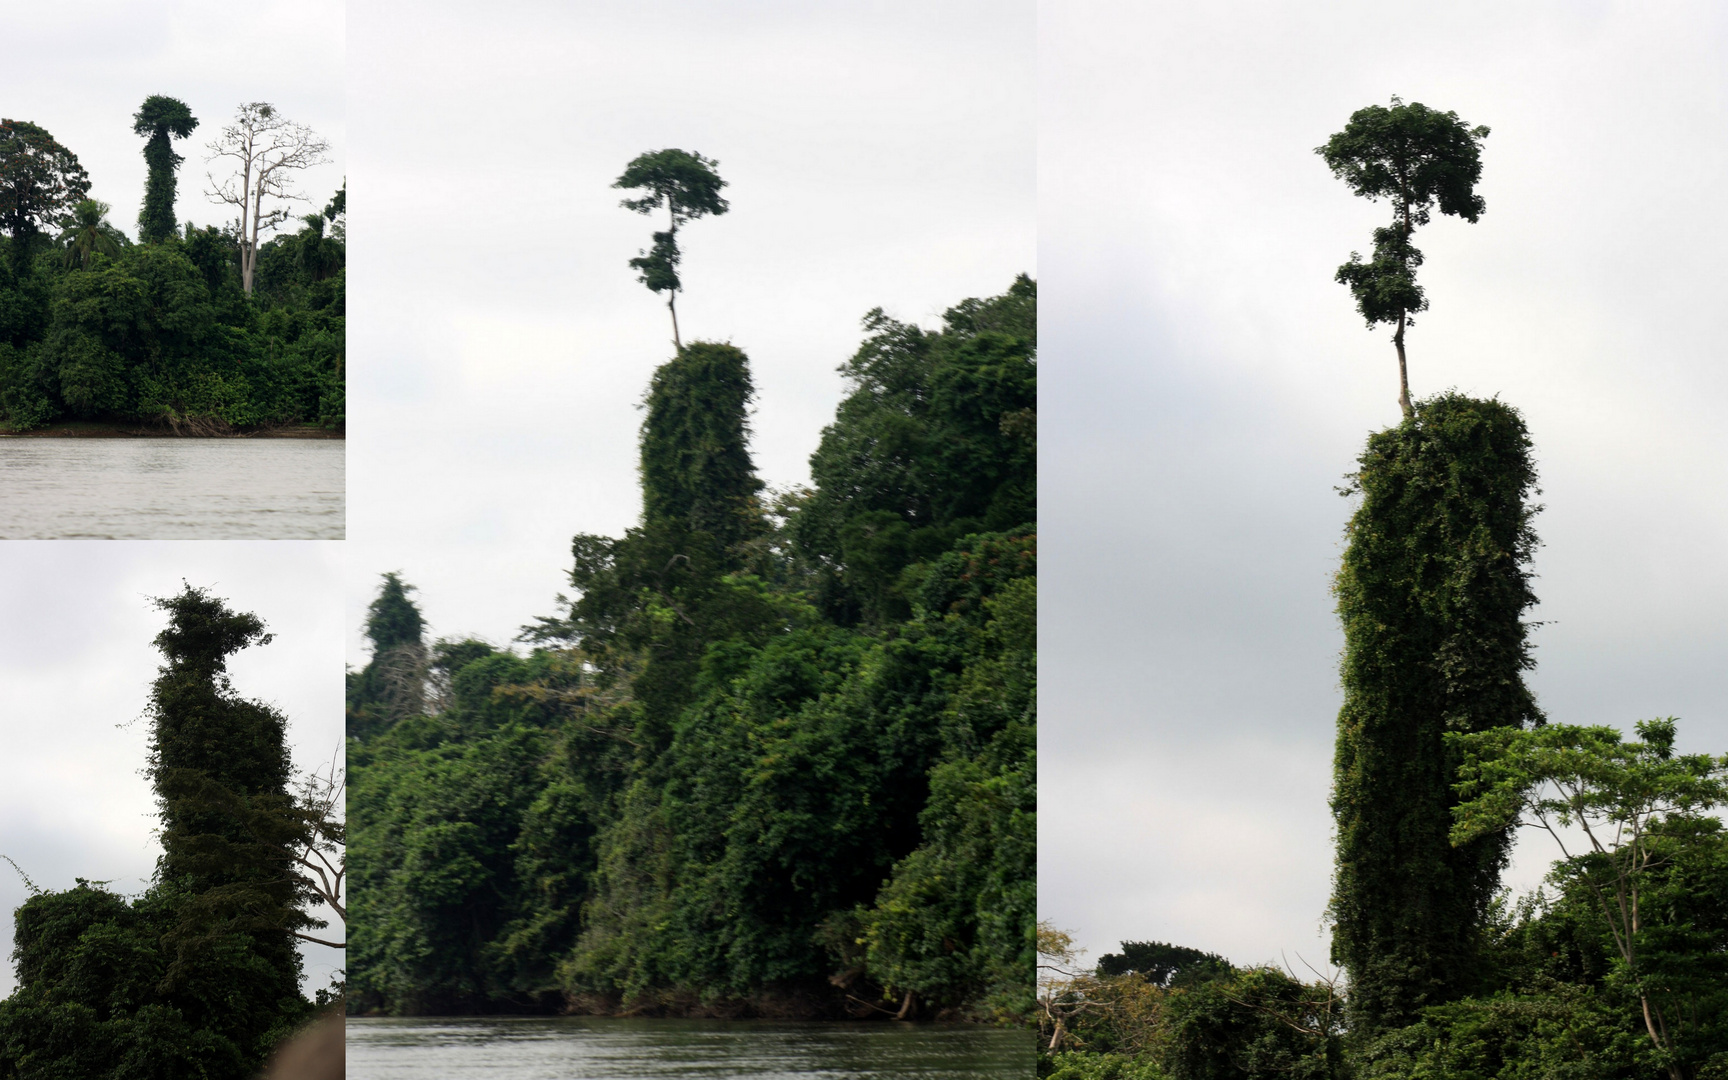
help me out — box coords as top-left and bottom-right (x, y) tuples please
(346, 276), (1037, 1021)
(0, 109), (343, 432)
(0, 588), (337, 1079)
(1038, 398), (1728, 1080)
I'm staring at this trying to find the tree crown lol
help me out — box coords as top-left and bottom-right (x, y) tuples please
(365, 572), (425, 654)
(614, 148), (729, 226)
(151, 584), (273, 678)
(132, 95), (199, 140)
(0, 119), (91, 238)
(1317, 97), (1489, 227)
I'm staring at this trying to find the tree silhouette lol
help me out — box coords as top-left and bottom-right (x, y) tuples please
(614, 148), (729, 349)
(133, 94), (199, 244)
(1318, 98), (1489, 418)
(0, 118), (90, 277)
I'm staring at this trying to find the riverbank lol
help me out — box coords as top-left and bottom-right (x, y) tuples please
(0, 420), (343, 439)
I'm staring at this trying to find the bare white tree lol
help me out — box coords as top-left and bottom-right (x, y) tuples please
(292, 754), (346, 949)
(204, 102), (330, 294)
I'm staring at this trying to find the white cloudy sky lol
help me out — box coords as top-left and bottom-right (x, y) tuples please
(0, 544), (346, 998)
(1040, 0), (1728, 974)
(0, 1), (345, 997)
(344, 0), (1035, 656)
(4, 0), (344, 242)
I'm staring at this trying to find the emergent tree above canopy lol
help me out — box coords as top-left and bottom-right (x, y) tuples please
(1318, 97), (1489, 419)
(133, 94), (199, 244)
(614, 148), (729, 350)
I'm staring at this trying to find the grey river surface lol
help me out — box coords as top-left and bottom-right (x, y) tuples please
(347, 1017), (1033, 1079)
(0, 438), (343, 539)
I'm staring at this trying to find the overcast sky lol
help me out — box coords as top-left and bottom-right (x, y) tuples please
(344, 0), (1035, 658)
(0, 543), (345, 998)
(1041, 0), (1728, 975)
(4, 0), (343, 243)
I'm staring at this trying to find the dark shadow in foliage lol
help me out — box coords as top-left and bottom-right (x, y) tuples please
(1161, 968), (1345, 1080)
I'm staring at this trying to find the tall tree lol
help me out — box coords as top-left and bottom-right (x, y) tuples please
(133, 94), (199, 244)
(0, 587), (317, 1079)
(348, 571), (428, 738)
(204, 102), (330, 294)
(1329, 394), (1541, 1036)
(614, 148), (729, 349)
(1318, 98), (1489, 418)
(0, 119), (90, 278)
(148, 586), (309, 935)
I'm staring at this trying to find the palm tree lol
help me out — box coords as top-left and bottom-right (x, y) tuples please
(56, 199), (128, 269)
(294, 212), (344, 282)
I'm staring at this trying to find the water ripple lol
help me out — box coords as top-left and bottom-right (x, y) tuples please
(0, 440), (344, 539)
(347, 1017), (1033, 1079)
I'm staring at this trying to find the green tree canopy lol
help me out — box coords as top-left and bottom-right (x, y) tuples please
(132, 95), (198, 244)
(347, 278), (1036, 1023)
(365, 572), (424, 655)
(614, 148), (728, 348)
(1096, 942), (1233, 989)
(1450, 718), (1728, 1079)
(1318, 98), (1489, 418)
(0, 119), (91, 277)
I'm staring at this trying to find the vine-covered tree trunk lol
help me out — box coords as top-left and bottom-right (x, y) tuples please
(147, 586), (309, 1060)
(639, 341), (765, 554)
(138, 130), (181, 244)
(0, 587), (312, 1079)
(1330, 393), (1541, 1036)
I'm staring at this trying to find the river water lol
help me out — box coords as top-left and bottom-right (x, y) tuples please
(0, 439), (343, 539)
(347, 1017), (1033, 1079)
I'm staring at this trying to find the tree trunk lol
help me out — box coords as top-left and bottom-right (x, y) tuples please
(667, 202), (681, 349)
(241, 151), (257, 295)
(895, 989), (915, 1020)
(1393, 310), (1412, 419)
(1639, 996), (1686, 1080)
